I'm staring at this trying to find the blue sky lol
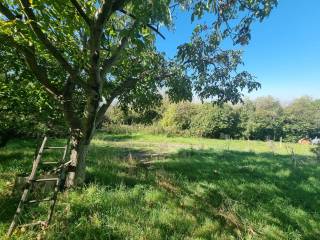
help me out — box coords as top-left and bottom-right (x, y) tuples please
(156, 0), (320, 101)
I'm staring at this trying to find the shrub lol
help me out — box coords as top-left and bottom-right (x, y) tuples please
(190, 104), (240, 138)
(239, 97), (284, 141)
(283, 97), (320, 142)
(160, 101), (197, 131)
(106, 105), (161, 125)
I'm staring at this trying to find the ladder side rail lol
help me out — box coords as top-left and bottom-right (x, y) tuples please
(47, 177), (60, 224)
(28, 136), (48, 181)
(48, 145), (70, 224)
(6, 187), (30, 236)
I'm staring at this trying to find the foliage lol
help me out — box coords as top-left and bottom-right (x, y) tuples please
(239, 96), (284, 140)
(160, 101), (197, 131)
(236, 98), (255, 139)
(283, 96), (320, 142)
(106, 104), (161, 125)
(108, 96), (320, 142)
(190, 103), (240, 138)
(176, 0), (278, 103)
(238, 96), (320, 141)
(0, 68), (66, 144)
(0, 0), (279, 132)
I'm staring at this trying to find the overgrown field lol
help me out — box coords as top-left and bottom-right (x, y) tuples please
(1, 132), (320, 239)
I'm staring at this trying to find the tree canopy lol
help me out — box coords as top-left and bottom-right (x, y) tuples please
(0, 0), (278, 186)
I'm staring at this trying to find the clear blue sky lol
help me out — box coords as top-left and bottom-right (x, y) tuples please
(156, 0), (320, 101)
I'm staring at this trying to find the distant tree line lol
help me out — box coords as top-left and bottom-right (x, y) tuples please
(1, 75), (319, 145)
(106, 96), (320, 142)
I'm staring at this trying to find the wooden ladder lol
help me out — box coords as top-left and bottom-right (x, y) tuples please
(7, 136), (70, 237)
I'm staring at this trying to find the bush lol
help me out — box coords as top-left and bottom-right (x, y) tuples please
(160, 101), (197, 131)
(238, 97), (284, 141)
(106, 105), (161, 125)
(190, 104), (240, 138)
(102, 97), (320, 142)
(282, 97), (320, 142)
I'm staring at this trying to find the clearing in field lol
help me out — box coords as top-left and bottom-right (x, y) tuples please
(1, 132), (319, 239)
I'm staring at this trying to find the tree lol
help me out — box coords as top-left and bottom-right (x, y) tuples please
(283, 96), (320, 142)
(0, 0), (277, 186)
(161, 101), (197, 131)
(236, 98), (255, 139)
(190, 103), (240, 138)
(240, 96), (283, 140)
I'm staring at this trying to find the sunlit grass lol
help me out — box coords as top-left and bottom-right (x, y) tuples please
(1, 133), (319, 239)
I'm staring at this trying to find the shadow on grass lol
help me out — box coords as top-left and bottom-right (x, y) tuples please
(0, 194), (20, 224)
(85, 144), (320, 239)
(1, 139), (320, 239)
(86, 144), (154, 187)
(164, 149), (320, 239)
(159, 149), (319, 208)
(94, 132), (140, 142)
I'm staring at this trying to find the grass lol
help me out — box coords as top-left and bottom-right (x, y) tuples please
(1, 132), (320, 239)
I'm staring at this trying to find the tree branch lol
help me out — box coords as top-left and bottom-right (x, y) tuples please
(96, 54), (172, 128)
(80, 0), (129, 142)
(95, 0), (127, 31)
(70, 0), (92, 27)
(90, 0), (128, 51)
(100, 21), (137, 78)
(89, 0), (128, 63)
(95, 96), (113, 128)
(0, 33), (62, 98)
(118, 9), (166, 40)
(2, 32), (82, 131)
(19, 0), (77, 78)
(95, 75), (140, 127)
(25, 52), (62, 99)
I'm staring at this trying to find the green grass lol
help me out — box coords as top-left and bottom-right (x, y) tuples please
(1, 132), (320, 239)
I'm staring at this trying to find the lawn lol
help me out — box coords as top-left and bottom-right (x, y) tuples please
(1, 132), (320, 239)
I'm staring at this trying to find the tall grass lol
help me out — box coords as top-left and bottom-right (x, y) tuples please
(0, 133), (319, 239)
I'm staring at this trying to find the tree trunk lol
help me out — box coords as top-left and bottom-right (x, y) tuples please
(65, 134), (89, 188)
(63, 94), (108, 187)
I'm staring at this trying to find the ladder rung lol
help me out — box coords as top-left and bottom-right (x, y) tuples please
(19, 221), (47, 228)
(44, 147), (66, 149)
(28, 197), (53, 204)
(33, 178), (58, 182)
(41, 162), (59, 165)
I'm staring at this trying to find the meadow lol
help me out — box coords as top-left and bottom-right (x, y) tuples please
(0, 132), (320, 239)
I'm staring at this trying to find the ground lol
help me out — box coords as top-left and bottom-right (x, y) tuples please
(0, 132), (320, 239)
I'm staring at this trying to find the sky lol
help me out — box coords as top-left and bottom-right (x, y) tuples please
(156, 0), (320, 102)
